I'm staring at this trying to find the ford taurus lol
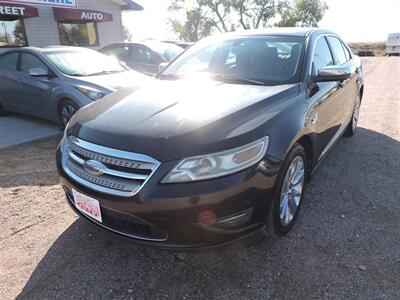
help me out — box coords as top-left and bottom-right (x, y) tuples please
(57, 28), (364, 250)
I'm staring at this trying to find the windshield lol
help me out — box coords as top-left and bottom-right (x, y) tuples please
(46, 49), (126, 76)
(159, 35), (305, 85)
(144, 42), (183, 62)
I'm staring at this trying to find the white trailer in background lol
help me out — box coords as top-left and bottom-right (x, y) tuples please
(386, 33), (400, 56)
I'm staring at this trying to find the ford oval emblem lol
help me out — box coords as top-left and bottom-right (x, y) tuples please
(83, 160), (106, 176)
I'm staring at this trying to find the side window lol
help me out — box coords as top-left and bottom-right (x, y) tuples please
(0, 52), (18, 71)
(132, 46), (160, 64)
(312, 37), (334, 74)
(109, 46), (130, 61)
(20, 53), (48, 73)
(327, 36), (348, 65)
(341, 42), (351, 61)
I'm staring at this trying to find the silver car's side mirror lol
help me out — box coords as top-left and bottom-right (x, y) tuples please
(159, 62), (169, 72)
(313, 65), (352, 82)
(29, 67), (49, 77)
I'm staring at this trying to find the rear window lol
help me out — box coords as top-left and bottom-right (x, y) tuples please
(327, 36), (348, 65)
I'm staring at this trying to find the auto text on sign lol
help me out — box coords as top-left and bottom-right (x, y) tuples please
(81, 11), (104, 21)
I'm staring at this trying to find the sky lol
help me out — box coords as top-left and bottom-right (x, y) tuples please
(123, 0), (400, 42)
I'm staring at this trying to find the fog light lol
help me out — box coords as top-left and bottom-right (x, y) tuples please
(197, 210), (217, 225)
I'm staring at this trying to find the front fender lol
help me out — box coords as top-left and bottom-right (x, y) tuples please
(266, 87), (310, 162)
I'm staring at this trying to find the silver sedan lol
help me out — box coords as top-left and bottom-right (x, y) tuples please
(0, 46), (148, 127)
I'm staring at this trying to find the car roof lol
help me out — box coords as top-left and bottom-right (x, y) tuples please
(0, 46), (92, 54)
(225, 27), (335, 38)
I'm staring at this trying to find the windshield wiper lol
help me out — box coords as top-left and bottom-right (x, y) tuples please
(69, 73), (86, 77)
(157, 73), (183, 80)
(88, 70), (124, 76)
(212, 74), (266, 86)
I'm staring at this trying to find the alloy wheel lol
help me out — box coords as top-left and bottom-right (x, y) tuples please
(279, 156), (305, 226)
(61, 104), (77, 126)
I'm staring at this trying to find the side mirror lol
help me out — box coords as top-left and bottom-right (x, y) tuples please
(312, 65), (352, 83)
(29, 67), (49, 77)
(159, 62), (169, 72)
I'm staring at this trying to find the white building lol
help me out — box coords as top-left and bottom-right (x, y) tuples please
(0, 0), (143, 49)
(386, 33), (400, 56)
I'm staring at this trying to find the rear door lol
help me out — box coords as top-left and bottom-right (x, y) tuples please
(0, 52), (20, 112)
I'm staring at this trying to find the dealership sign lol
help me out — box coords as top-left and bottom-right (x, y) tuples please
(54, 7), (113, 22)
(0, 2), (38, 17)
(3, 0), (78, 8)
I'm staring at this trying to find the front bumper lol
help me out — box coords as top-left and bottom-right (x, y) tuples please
(56, 145), (281, 250)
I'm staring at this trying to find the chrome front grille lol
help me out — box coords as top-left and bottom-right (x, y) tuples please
(62, 137), (160, 197)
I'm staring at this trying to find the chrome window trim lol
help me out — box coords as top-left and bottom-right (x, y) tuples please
(318, 117), (351, 161)
(307, 33), (345, 78)
(62, 137), (161, 197)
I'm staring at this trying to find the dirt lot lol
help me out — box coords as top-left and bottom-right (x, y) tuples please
(0, 57), (399, 299)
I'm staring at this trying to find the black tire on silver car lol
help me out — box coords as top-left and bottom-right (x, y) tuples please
(0, 102), (8, 116)
(344, 95), (361, 137)
(266, 143), (308, 237)
(58, 99), (79, 128)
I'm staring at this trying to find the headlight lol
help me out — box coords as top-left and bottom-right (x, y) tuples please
(162, 137), (269, 183)
(75, 86), (105, 100)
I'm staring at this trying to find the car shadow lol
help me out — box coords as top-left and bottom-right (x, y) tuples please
(14, 127), (400, 299)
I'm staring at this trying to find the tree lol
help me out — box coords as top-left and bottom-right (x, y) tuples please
(171, 9), (214, 42)
(169, 0), (328, 41)
(231, 0), (283, 30)
(169, 0), (217, 42)
(123, 26), (133, 42)
(277, 0), (328, 27)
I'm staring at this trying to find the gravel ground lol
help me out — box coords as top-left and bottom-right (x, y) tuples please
(0, 57), (399, 300)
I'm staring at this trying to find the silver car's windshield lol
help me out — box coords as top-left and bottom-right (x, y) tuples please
(46, 49), (126, 76)
(159, 35), (305, 85)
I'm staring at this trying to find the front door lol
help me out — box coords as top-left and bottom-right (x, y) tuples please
(16, 52), (54, 120)
(308, 36), (345, 161)
(326, 36), (359, 127)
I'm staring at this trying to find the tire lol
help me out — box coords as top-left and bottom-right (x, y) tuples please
(58, 99), (79, 128)
(344, 95), (361, 137)
(0, 102), (8, 116)
(266, 143), (308, 237)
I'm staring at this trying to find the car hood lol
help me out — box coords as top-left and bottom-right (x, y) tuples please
(74, 71), (149, 92)
(68, 78), (299, 161)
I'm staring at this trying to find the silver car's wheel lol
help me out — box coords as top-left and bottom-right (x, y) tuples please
(58, 100), (79, 128)
(279, 156), (305, 226)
